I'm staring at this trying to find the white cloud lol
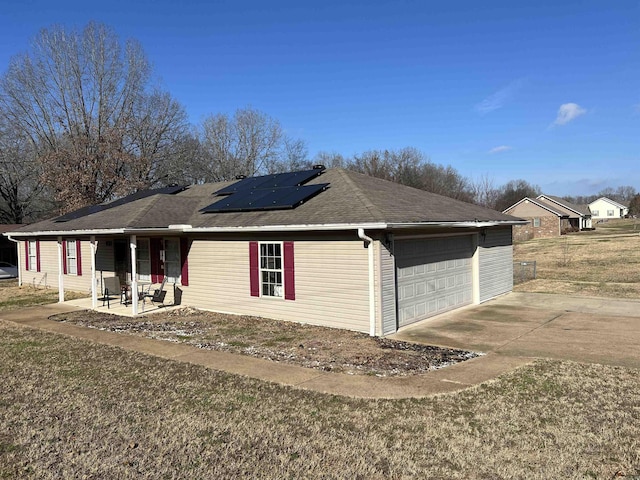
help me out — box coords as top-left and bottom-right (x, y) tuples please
(475, 78), (526, 114)
(553, 103), (587, 126)
(488, 145), (512, 154)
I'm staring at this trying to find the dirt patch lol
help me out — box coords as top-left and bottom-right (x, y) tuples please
(50, 308), (481, 376)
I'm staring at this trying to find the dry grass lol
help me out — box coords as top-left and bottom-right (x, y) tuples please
(51, 308), (479, 376)
(0, 280), (88, 311)
(0, 324), (638, 479)
(514, 219), (640, 297)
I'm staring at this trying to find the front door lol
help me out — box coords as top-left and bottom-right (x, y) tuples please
(164, 238), (181, 283)
(113, 239), (129, 284)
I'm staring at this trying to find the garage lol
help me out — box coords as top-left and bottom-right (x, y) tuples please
(395, 236), (474, 327)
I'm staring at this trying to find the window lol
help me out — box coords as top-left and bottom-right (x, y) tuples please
(65, 239), (77, 275)
(260, 242), (283, 297)
(137, 238), (151, 282)
(533, 217), (540, 227)
(249, 241), (294, 300)
(591, 210), (599, 216)
(27, 241), (37, 271)
(607, 210), (614, 217)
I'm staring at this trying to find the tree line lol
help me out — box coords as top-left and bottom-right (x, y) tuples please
(0, 22), (636, 223)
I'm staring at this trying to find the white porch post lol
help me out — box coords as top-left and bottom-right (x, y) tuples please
(57, 236), (65, 303)
(90, 236), (97, 309)
(130, 235), (138, 315)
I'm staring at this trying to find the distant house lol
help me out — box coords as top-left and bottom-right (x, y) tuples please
(503, 194), (592, 241)
(588, 197), (628, 220)
(5, 168), (524, 335)
(502, 198), (570, 241)
(535, 195), (593, 231)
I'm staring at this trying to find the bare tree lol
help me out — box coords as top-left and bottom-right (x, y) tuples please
(470, 175), (500, 209)
(0, 114), (51, 222)
(347, 147), (474, 202)
(494, 179), (541, 212)
(313, 151), (346, 168)
(196, 107), (305, 181)
(0, 22), (189, 213)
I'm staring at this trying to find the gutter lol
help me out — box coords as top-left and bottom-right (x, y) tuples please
(357, 228), (376, 337)
(3, 220), (526, 239)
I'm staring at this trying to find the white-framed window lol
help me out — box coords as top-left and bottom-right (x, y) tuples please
(28, 240), (37, 271)
(533, 217), (541, 227)
(591, 210), (599, 216)
(137, 238), (151, 282)
(607, 210), (614, 217)
(65, 239), (77, 275)
(260, 242), (283, 298)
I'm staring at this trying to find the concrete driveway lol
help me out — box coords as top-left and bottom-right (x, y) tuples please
(391, 292), (640, 369)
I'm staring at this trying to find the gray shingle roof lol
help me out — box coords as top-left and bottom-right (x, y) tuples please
(538, 195), (591, 217)
(13, 169), (521, 234)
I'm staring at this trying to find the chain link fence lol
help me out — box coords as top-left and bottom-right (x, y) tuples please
(513, 261), (536, 284)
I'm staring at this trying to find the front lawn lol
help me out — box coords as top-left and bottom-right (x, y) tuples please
(1, 324), (638, 479)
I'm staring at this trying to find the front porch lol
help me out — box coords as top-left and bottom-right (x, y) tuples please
(65, 289), (183, 317)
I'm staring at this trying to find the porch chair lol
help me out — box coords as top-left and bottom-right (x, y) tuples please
(102, 277), (122, 309)
(143, 277), (168, 311)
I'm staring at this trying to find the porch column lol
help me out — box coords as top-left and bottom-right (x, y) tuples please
(130, 235), (138, 315)
(90, 236), (97, 309)
(57, 236), (64, 303)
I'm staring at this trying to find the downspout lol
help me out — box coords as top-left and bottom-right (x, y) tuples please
(7, 236), (21, 287)
(357, 228), (376, 337)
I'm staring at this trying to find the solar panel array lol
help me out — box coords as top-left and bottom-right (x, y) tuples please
(214, 168), (324, 195)
(54, 185), (186, 222)
(202, 167), (328, 213)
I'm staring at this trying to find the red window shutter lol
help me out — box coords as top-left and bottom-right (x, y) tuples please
(24, 242), (29, 271)
(284, 241), (295, 301)
(180, 237), (189, 286)
(150, 238), (163, 283)
(62, 240), (67, 274)
(76, 239), (82, 276)
(249, 242), (259, 297)
(36, 240), (41, 272)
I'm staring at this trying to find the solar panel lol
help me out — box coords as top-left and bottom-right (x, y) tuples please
(214, 168), (325, 195)
(201, 183), (328, 212)
(54, 185), (186, 222)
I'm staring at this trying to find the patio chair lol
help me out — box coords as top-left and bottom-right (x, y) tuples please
(143, 277), (168, 310)
(102, 277), (122, 309)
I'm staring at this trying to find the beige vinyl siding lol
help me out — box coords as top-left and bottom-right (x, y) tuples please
(379, 238), (397, 335)
(19, 240), (52, 289)
(479, 226), (513, 302)
(18, 239), (95, 294)
(183, 236), (371, 333)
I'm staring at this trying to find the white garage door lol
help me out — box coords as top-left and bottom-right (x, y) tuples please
(396, 236), (473, 327)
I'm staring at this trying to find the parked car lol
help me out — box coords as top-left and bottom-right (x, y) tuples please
(0, 262), (18, 279)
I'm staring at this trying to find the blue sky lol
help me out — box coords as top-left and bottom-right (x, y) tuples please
(1, 0), (638, 196)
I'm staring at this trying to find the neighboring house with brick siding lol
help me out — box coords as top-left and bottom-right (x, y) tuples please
(5, 168), (524, 336)
(535, 195), (593, 231)
(503, 197), (570, 241)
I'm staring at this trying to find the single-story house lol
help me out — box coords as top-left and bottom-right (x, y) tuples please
(502, 197), (570, 241)
(535, 195), (592, 231)
(588, 197), (628, 220)
(5, 167), (524, 336)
